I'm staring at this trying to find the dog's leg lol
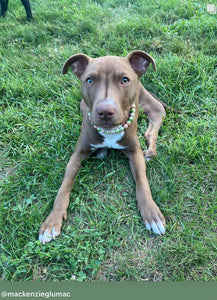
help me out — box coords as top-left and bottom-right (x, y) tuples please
(139, 85), (166, 160)
(39, 140), (91, 243)
(125, 146), (166, 235)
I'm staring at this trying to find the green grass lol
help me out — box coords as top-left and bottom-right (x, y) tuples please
(0, 0), (216, 281)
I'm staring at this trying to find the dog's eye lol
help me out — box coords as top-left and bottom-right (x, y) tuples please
(86, 77), (94, 85)
(121, 77), (130, 85)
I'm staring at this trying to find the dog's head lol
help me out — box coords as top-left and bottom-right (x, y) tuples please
(62, 51), (156, 130)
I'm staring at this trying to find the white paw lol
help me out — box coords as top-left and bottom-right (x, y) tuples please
(39, 227), (60, 244)
(145, 219), (166, 235)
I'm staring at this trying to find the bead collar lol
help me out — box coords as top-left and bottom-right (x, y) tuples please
(87, 104), (136, 135)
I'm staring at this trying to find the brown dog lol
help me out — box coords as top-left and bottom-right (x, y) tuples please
(39, 51), (166, 243)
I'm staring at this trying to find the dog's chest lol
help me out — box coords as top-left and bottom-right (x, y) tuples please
(90, 131), (126, 150)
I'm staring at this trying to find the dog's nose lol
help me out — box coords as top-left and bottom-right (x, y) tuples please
(96, 102), (115, 120)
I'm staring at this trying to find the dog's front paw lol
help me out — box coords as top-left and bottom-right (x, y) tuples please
(39, 210), (66, 243)
(145, 218), (166, 235)
(143, 149), (157, 161)
(139, 202), (166, 235)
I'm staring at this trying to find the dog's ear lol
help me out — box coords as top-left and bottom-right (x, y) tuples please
(62, 54), (91, 77)
(127, 50), (157, 77)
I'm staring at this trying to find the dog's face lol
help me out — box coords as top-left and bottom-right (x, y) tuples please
(79, 56), (139, 129)
(62, 51), (156, 130)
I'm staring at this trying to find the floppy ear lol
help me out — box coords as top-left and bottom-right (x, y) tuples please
(62, 54), (91, 77)
(127, 50), (157, 77)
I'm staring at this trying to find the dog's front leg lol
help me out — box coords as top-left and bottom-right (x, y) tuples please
(125, 146), (166, 235)
(39, 144), (90, 243)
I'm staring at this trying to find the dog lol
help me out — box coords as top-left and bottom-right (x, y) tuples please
(0, 0), (33, 20)
(39, 50), (167, 243)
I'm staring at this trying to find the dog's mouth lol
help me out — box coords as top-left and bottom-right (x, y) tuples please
(96, 121), (119, 130)
(87, 104), (136, 134)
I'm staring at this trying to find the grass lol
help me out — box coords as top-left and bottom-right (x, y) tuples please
(0, 0), (216, 281)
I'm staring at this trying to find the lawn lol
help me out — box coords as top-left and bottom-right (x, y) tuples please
(0, 0), (216, 281)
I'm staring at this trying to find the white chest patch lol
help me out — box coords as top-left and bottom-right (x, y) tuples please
(90, 130), (126, 150)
